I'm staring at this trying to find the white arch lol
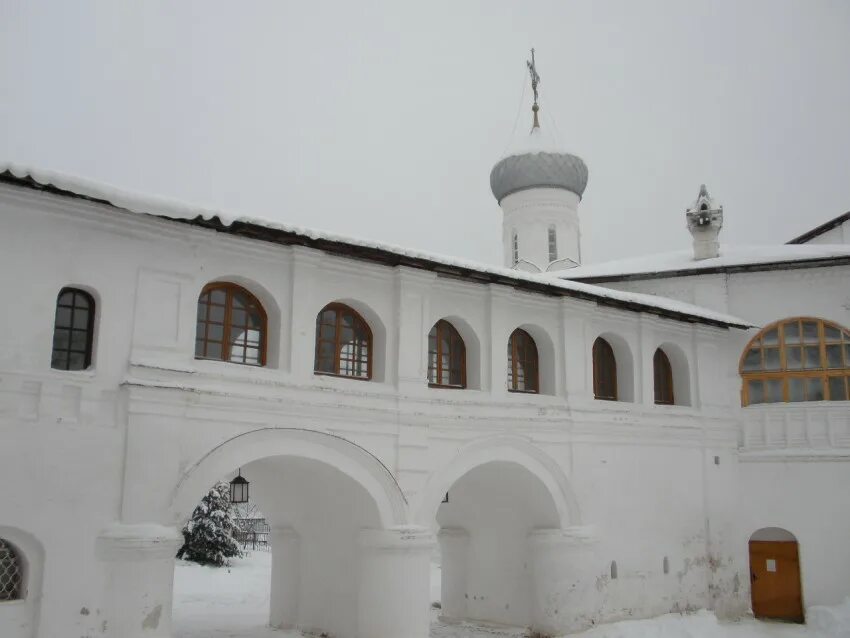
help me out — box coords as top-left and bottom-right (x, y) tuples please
(412, 435), (580, 528)
(750, 527), (798, 542)
(169, 428), (407, 528)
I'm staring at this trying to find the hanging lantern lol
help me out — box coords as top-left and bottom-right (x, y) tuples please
(229, 469), (249, 504)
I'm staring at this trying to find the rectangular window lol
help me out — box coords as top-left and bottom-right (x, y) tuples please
(512, 231), (519, 266)
(548, 225), (557, 263)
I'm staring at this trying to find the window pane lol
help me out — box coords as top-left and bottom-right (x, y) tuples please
(766, 379), (783, 403)
(806, 377), (824, 401)
(845, 344), (850, 367)
(762, 328), (779, 346)
(53, 330), (69, 351)
(72, 309), (89, 329)
(786, 346), (802, 370)
(826, 345), (842, 369)
(231, 308), (247, 326)
(825, 325), (841, 341)
(802, 321), (819, 343)
(209, 305), (225, 322)
(763, 348), (781, 371)
(209, 324), (223, 342)
(210, 289), (226, 304)
(742, 349), (761, 371)
(195, 339), (205, 357)
(68, 352), (86, 370)
(206, 342), (222, 360)
(748, 380), (764, 405)
(828, 376), (847, 401)
(804, 346), (820, 369)
(55, 306), (72, 328)
(70, 330), (88, 351)
(51, 350), (69, 370)
(197, 302), (207, 320)
(783, 322), (800, 344)
(788, 378), (804, 402)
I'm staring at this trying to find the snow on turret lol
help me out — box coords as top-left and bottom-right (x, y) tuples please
(686, 184), (723, 260)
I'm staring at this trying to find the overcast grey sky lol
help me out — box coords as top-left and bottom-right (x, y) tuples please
(2, 1), (849, 265)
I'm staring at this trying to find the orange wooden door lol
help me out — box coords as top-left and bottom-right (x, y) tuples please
(749, 540), (804, 622)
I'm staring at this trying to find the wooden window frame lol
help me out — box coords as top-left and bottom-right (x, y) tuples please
(592, 337), (618, 401)
(428, 320), (467, 389)
(653, 348), (675, 405)
(740, 317), (850, 406)
(51, 287), (95, 371)
(313, 303), (373, 380)
(195, 282), (268, 367)
(508, 328), (539, 394)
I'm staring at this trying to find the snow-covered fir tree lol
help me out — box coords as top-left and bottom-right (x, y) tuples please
(177, 481), (243, 566)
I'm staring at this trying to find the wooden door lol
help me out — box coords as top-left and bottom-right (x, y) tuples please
(749, 540), (804, 622)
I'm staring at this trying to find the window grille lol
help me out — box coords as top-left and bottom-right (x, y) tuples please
(593, 338), (618, 401)
(508, 328), (539, 393)
(547, 225), (558, 263)
(196, 283), (267, 366)
(51, 287), (95, 370)
(314, 303), (372, 379)
(653, 349), (674, 405)
(428, 320), (466, 388)
(0, 539), (22, 601)
(740, 318), (850, 405)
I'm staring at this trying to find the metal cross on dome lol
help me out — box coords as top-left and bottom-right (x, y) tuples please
(527, 48), (541, 128)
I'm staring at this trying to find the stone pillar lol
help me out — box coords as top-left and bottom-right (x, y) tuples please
(528, 526), (598, 636)
(358, 527), (434, 638)
(96, 523), (183, 638)
(437, 527), (469, 621)
(269, 526), (300, 629)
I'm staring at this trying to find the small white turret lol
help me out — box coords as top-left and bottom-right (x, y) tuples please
(686, 184), (723, 260)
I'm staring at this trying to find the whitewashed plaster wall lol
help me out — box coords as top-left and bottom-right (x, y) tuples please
(0, 184), (745, 637)
(590, 263), (850, 610)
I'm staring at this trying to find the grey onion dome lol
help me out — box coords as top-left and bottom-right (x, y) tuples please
(490, 120), (588, 203)
(490, 150), (589, 202)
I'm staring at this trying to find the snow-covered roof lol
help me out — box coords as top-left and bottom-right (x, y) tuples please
(787, 211), (850, 244)
(561, 243), (850, 282)
(0, 162), (750, 329)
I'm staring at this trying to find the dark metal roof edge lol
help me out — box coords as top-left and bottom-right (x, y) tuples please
(0, 170), (745, 329)
(786, 211), (850, 245)
(568, 255), (850, 284)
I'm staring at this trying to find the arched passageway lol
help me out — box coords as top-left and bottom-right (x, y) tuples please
(418, 437), (586, 635)
(110, 429), (431, 638)
(748, 527), (804, 623)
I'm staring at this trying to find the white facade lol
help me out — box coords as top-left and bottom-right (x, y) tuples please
(564, 208), (850, 616)
(0, 175), (753, 638)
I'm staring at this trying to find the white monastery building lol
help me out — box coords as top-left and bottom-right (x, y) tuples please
(1, 57), (849, 638)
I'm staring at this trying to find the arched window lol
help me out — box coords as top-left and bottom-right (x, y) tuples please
(653, 348), (674, 405)
(195, 283), (267, 366)
(314, 303), (372, 379)
(508, 328), (539, 393)
(428, 320), (466, 388)
(51, 287), (95, 370)
(593, 337), (617, 401)
(741, 317), (850, 405)
(0, 539), (22, 601)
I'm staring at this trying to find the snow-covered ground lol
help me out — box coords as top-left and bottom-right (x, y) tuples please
(172, 552), (850, 638)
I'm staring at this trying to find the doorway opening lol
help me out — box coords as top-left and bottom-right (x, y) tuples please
(748, 527), (804, 623)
